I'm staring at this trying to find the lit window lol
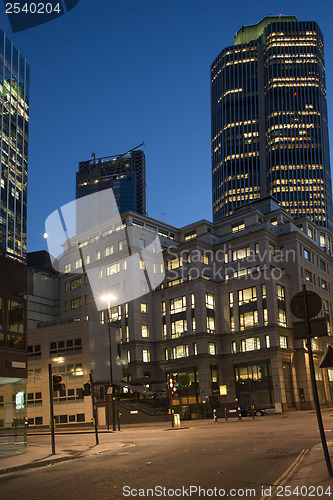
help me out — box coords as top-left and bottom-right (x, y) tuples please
(75, 258), (82, 269)
(208, 342), (216, 355)
(184, 230), (196, 241)
(238, 287), (256, 306)
(119, 239), (128, 251)
(239, 311), (258, 330)
(170, 296), (186, 313)
(138, 259), (145, 271)
(233, 247), (250, 261)
(201, 253), (210, 265)
(142, 349), (150, 362)
(241, 337), (260, 352)
(71, 297), (81, 310)
(168, 257), (183, 270)
(106, 262), (120, 276)
(207, 316), (215, 333)
(64, 263), (71, 274)
(206, 293), (215, 309)
(105, 245), (113, 256)
(171, 319), (187, 338)
(141, 325), (149, 338)
(193, 343), (197, 355)
(231, 341), (237, 353)
(232, 221), (245, 233)
(141, 303), (148, 314)
(280, 336), (288, 349)
(265, 335), (270, 348)
(172, 345), (189, 359)
(304, 269), (312, 282)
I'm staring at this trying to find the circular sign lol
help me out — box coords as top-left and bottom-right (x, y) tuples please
(290, 291), (322, 319)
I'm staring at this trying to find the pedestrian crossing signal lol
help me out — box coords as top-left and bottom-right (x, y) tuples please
(52, 375), (65, 392)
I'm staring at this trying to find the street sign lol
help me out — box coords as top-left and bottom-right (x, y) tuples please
(290, 290), (322, 319)
(219, 385), (227, 396)
(107, 386), (113, 395)
(293, 317), (328, 339)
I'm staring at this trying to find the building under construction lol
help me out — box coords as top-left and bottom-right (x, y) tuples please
(76, 147), (146, 216)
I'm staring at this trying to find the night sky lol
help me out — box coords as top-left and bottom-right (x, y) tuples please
(1, 0), (333, 253)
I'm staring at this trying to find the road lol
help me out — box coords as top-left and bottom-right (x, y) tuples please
(1, 411), (332, 499)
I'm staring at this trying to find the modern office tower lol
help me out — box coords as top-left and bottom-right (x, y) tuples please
(211, 17), (333, 230)
(0, 29), (30, 262)
(76, 149), (146, 217)
(0, 30), (29, 457)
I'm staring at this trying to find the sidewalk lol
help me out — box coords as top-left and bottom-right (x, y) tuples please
(0, 436), (123, 475)
(286, 441), (333, 498)
(260, 440), (333, 500)
(0, 421), (184, 475)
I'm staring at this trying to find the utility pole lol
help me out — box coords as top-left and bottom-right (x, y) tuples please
(48, 363), (55, 455)
(89, 372), (99, 445)
(301, 284), (333, 477)
(106, 307), (117, 431)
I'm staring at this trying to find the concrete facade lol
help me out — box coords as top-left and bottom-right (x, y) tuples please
(26, 197), (333, 424)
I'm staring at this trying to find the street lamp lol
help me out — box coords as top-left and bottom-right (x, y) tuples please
(101, 294), (117, 431)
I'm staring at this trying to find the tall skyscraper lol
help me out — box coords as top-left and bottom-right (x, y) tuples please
(0, 29), (30, 262)
(76, 148), (146, 217)
(211, 17), (333, 230)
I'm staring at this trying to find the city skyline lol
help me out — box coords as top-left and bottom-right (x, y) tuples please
(1, 1), (333, 252)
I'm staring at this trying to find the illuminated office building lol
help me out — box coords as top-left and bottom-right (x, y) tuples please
(0, 29), (30, 262)
(211, 17), (333, 230)
(76, 149), (146, 217)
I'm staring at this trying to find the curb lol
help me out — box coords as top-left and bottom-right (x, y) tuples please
(0, 454), (81, 476)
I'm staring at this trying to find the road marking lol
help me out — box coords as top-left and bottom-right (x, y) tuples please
(259, 449), (309, 500)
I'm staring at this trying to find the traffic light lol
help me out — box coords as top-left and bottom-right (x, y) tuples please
(84, 382), (91, 396)
(52, 375), (65, 392)
(169, 374), (178, 396)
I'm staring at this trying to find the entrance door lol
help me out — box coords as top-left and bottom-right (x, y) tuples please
(282, 362), (295, 408)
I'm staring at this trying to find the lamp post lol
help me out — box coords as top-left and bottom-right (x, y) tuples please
(102, 294), (117, 431)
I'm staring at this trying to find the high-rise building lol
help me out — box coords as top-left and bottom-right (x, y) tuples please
(0, 29), (30, 262)
(211, 17), (333, 230)
(76, 149), (146, 217)
(0, 30), (29, 458)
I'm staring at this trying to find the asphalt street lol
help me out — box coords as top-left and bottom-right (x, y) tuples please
(1, 412), (332, 500)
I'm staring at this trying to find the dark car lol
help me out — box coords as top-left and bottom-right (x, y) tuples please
(240, 406), (267, 417)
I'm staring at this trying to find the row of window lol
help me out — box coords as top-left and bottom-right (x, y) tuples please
(27, 414), (85, 426)
(302, 245), (329, 273)
(302, 268), (330, 290)
(231, 335), (289, 353)
(64, 240), (128, 273)
(165, 342), (217, 359)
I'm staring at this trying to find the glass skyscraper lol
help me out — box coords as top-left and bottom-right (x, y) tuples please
(0, 29), (30, 262)
(211, 17), (333, 230)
